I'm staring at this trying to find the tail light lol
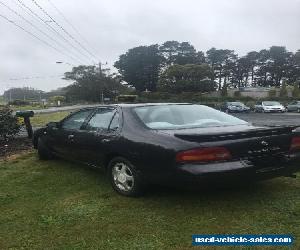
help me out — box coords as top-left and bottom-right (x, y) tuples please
(290, 136), (300, 151)
(176, 147), (232, 163)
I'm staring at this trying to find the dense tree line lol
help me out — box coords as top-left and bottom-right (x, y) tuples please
(114, 41), (300, 93)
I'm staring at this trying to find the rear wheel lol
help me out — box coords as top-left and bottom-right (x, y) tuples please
(37, 137), (53, 160)
(108, 157), (144, 197)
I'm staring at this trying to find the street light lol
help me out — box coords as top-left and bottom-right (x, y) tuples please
(55, 61), (74, 66)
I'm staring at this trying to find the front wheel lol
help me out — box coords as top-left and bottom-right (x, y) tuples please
(108, 157), (144, 197)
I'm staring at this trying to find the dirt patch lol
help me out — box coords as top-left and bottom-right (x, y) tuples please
(0, 137), (33, 160)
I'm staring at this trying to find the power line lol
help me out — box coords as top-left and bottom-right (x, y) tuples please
(0, 0), (84, 65)
(31, 0), (98, 63)
(12, 0), (92, 65)
(0, 13), (81, 64)
(46, 0), (101, 59)
(12, 0), (89, 65)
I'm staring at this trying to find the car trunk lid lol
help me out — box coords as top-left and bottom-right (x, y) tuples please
(160, 125), (298, 161)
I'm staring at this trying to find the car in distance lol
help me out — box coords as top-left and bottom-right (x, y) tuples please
(287, 101), (300, 113)
(254, 101), (286, 113)
(221, 102), (251, 113)
(33, 103), (300, 197)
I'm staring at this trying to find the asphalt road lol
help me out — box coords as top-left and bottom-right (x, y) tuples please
(233, 112), (300, 126)
(31, 104), (101, 114)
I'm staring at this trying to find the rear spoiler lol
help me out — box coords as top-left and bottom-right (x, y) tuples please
(174, 125), (300, 142)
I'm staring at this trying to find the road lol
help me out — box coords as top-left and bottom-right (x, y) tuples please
(233, 112), (300, 126)
(30, 104), (101, 114)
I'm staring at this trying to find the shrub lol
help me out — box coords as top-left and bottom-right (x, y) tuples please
(268, 89), (277, 98)
(292, 83), (300, 98)
(0, 106), (21, 140)
(8, 99), (30, 106)
(221, 84), (228, 97)
(279, 83), (288, 97)
(234, 91), (241, 98)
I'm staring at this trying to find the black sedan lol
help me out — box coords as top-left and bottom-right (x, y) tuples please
(33, 103), (300, 196)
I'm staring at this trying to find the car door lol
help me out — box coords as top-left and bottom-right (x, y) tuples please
(73, 107), (121, 166)
(287, 101), (295, 111)
(46, 109), (94, 159)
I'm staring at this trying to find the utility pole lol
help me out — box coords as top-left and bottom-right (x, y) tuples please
(98, 61), (108, 104)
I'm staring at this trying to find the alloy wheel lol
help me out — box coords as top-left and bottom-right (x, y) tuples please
(112, 162), (135, 192)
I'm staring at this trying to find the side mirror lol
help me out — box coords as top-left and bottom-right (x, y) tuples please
(47, 122), (60, 128)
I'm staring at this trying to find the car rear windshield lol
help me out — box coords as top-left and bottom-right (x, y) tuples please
(134, 104), (248, 129)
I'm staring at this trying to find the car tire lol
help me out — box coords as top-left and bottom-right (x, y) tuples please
(37, 137), (53, 160)
(108, 157), (144, 197)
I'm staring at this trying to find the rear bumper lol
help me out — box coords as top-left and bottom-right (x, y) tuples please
(153, 153), (300, 186)
(263, 109), (285, 113)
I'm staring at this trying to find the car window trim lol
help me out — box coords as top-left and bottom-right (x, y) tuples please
(82, 107), (118, 132)
(60, 108), (95, 131)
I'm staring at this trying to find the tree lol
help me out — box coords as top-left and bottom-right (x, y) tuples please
(279, 82), (288, 97)
(158, 64), (215, 93)
(206, 48), (237, 90)
(3, 87), (44, 102)
(159, 41), (205, 67)
(0, 106), (20, 140)
(114, 45), (163, 91)
(268, 46), (293, 86)
(64, 65), (122, 102)
(49, 96), (66, 106)
(292, 83), (300, 97)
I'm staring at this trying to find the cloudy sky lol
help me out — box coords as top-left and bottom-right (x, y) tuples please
(1, 0), (300, 94)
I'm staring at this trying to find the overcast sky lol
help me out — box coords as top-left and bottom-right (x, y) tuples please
(1, 0), (300, 94)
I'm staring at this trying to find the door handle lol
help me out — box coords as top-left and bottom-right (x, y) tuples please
(68, 134), (74, 139)
(101, 138), (110, 143)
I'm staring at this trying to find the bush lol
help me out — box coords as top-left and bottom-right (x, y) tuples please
(268, 89), (277, 98)
(8, 99), (30, 106)
(292, 84), (300, 98)
(0, 106), (21, 140)
(234, 91), (241, 98)
(280, 83), (288, 97)
(221, 84), (228, 97)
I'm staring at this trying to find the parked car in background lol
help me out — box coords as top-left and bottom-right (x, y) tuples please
(287, 101), (300, 113)
(33, 103), (300, 197)
(221, 102), (251, 113)
(254, 101), (286, 113)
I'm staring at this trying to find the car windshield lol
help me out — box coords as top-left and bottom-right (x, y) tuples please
(228, 102), (244, 106)
(263, 101), (281, 106)
(134, 104), (248, 130)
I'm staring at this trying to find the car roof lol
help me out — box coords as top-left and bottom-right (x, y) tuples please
(83, 103), (192, 109)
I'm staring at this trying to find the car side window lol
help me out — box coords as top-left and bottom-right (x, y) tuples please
(61, 110), (93, 130)
(85, 108), (116, 131)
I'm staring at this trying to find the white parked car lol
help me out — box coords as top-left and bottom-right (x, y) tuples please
(254, 101), (286, 113)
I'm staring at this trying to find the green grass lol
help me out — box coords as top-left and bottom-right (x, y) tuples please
(1, 153), (300, 249)
(30, 111), (70, 127)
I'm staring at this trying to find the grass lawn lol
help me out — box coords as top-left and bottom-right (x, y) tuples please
(30, 111), (70, 127)
(0, 154), (300, 249)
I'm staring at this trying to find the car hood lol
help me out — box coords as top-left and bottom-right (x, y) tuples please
(263, 105), (284, 109)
